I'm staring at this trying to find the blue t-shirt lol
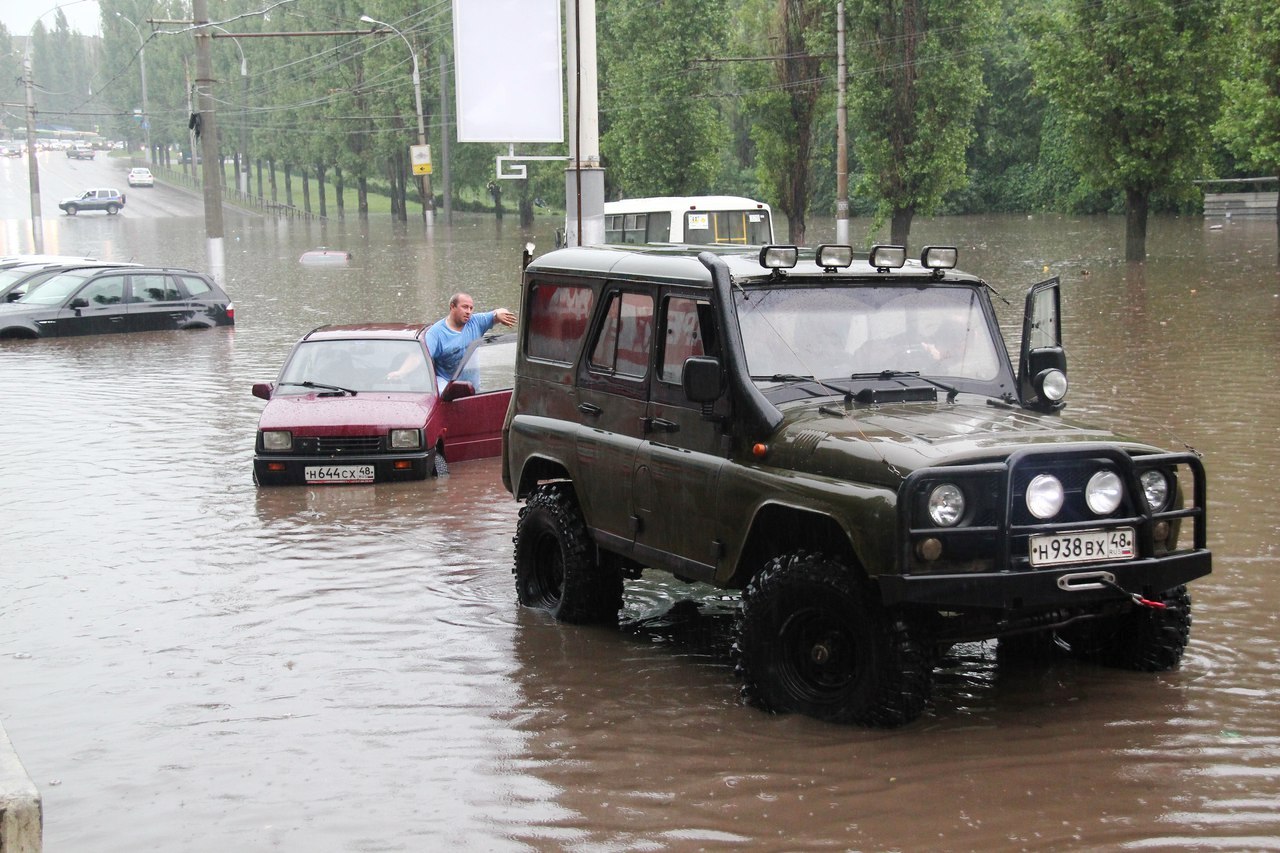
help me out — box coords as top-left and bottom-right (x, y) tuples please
(426, 311), (496, 390)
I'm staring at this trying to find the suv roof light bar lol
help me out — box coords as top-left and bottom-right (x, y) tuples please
(759, 245), (799, 269)
(869, 245), (906, 272)
(815, 244), (854, 271)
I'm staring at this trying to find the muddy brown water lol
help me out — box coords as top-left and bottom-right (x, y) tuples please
(2, 196), (1279, 850)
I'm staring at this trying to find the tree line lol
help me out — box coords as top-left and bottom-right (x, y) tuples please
(3, 0), (1277, 259)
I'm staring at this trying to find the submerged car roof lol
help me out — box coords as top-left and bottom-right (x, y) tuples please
(524, 244), (986, 288)
(302, 323), (429, 341)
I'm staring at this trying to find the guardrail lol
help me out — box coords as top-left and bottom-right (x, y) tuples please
(134, 159), (325, 221)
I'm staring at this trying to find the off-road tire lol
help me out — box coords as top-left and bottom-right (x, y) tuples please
(734, 552), (933, 727)
(1059, 585), (1191, 671)
(513, 484), (621, 624)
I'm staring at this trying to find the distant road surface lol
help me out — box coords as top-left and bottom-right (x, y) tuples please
(0, 150), (208, 222)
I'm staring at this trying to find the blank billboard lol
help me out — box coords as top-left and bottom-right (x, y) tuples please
(453, 0), (564, 143)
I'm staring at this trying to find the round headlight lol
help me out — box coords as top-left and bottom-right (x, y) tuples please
(1026, 474), (1064, 519)
(1037, 368), (1068, 402)
(1140, 470), (1170, 511)
(1085, 470), (1124, 515)
(928, 483), (965, 527)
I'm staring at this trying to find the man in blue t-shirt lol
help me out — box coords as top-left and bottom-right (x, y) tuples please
(400, 292), (516, 391)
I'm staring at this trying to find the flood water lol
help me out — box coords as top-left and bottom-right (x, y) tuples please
(2, 197), (1279, 851)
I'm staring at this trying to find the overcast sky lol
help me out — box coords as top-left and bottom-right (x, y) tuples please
(1, 0), (103, 36)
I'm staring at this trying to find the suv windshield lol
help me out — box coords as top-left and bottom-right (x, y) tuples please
(16, 271), (91, 305)
(735, 284), (1003, 383)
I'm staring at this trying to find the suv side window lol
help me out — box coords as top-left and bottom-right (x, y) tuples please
(130, 274), (180, 303)
(179, 274), (212, 297)
(588, 291), (653, 379)
(527, 281), (594, 364)
(659, 296), (711, 384)
(76, 275), (125, 306)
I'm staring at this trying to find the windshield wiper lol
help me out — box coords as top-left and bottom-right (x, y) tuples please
(849, 370), (960, 403)
(751, 373), (815, 383)
(279, 380), (357, 396)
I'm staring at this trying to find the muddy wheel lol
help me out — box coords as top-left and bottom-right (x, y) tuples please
(735, 552), (932, 727)
(432, 450), (448, 476)
(1060, 586), (1191, 671)
(513, 484), (620, 624)
(106, 203), (119, 215)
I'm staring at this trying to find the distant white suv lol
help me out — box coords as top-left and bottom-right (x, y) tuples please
(57, 188), (126, 216)
(127, 168), (154, 188)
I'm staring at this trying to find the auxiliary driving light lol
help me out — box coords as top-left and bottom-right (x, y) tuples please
(927, 483), (965, 527)
(1026, 474), (1064, 519)
(1085, 470), (1124, 515)
(921, 246), (959, 269)
(869, 245), (906, 271)
(815, 244), (854, 270)
(759, 246), (799, 269)
(1140, 470), (1170, 511)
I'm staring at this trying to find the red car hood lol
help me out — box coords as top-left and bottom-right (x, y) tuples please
(258, 393), (434, 434)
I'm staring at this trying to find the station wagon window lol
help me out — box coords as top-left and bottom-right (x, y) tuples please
(589, 291), (653, 378)
(179, 275), (212, 296)
(130, 274), (180, 303)
(660, 297), (710, 384)
(527, 282), (594, 364)
(77, 276), (125, 306)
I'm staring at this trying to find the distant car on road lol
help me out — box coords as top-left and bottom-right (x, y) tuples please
(1, 145), (21, 158)
(58, 188), (126, 216)
(127, 168), (154, 188)
(251, 324), (514, 486)
(66, 144), (95, 160)
(0, 265), (233, 339)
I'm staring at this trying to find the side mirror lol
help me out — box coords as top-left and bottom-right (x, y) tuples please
(251, 382), (273, 400)
(441, 381), (475, 402)
(682, 356), (723, 403)
(69, 298), (89, 309)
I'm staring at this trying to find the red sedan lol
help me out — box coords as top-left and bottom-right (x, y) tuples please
(252, 323), (513, 485)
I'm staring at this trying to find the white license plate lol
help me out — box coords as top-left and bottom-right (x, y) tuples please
(1029, 528), (1135, 567)
(305, 464), (375, 484)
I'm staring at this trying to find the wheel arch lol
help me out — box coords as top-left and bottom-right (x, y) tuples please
(513, 454), (574, 500)
(0, 326), (38, 340)
(726, 502), (864, 589)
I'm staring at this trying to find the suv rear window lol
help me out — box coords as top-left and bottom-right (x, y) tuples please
(527, 282), (594, 364)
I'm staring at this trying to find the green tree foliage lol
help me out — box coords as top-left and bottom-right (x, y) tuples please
(847, 0), (997, 247)
(598, 0), (730, 199)
(1214, 0), (1280, 248)
(1030, 0), (1224, 260)
(735, 0), (831, 246)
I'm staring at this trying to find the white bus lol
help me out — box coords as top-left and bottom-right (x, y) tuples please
(603, 195), (774, 246)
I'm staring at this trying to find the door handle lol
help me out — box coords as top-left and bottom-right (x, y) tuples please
(578, 402), (602, 416)
(642, 417), (679, 434)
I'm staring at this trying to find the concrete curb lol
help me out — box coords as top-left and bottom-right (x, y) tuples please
(0, 722), (41, 853)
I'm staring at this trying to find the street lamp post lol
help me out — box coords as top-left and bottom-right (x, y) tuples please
(115, 12), (151, 164)
(360, 14), (432, 216)
(212, 26), (250, 194)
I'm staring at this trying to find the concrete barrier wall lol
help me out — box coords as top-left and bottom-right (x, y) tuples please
(0, 722), (41, 853)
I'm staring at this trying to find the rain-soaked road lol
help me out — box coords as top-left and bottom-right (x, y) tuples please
(2, 163), (1280, 850)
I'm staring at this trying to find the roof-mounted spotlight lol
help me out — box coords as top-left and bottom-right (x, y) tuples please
(921, 246), (958, 272)
(815, 244), (854, 272)
(869, 245), (906, 273)
(759, 245), (799, 269)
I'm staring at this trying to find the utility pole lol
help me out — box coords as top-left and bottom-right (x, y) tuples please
(23, 48), (43, 253)
(192, 0), (225, 285)
(835, 0), (849, 245)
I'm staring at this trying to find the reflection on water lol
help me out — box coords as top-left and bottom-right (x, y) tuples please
(1, 212), (1278, 851)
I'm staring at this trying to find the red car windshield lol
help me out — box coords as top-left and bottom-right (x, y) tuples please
(276, 338), (434, 395)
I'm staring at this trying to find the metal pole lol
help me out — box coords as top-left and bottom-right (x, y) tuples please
(361, 16), (432, 217)
(835, 0), (849, 245)
(22, 49), (43, 253)
(563, 0), (604, 247)
(193, 0), (226, 285)
(212, 28), (249, 195)
(116, 13), (151, 164)
(440, 52), (451, 223)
